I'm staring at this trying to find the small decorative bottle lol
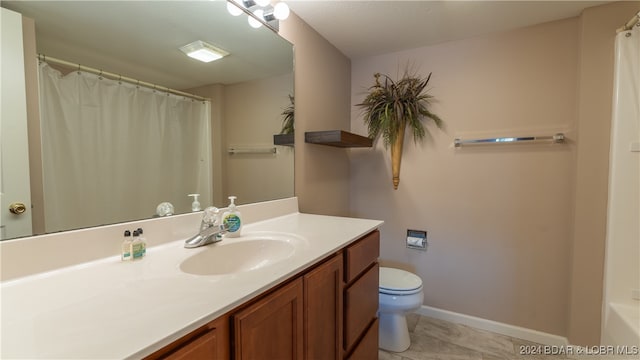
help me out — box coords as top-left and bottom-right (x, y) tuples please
(136, 227), (147, 257)
(131, 229), (146, 260)
(121, 230), (132, 261)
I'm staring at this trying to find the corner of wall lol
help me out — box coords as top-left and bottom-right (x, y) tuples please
(568, 0), (640, 346)
(279, 12), (352, 216)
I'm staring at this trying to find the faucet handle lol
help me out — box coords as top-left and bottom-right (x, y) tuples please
(201, 206), (220, 225)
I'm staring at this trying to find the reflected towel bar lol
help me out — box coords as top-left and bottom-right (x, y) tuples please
(228, 147), (277, 154)
(454, 133), (565, 148)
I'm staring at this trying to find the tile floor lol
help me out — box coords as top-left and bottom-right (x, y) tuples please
(378, 314), (638, 360)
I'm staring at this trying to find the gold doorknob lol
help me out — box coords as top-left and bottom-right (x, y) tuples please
(9, 202), (27, 215)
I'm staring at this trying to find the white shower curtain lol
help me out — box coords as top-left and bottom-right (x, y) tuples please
(601, 23), (639, 345)
(38, 63), (212, 233)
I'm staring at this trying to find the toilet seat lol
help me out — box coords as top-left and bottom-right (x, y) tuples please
(379, 267), (423, 295)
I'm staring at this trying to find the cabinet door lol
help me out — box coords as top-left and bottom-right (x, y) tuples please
(146, 315), (230, 360)
(233, 278), (304, 360)
(163, 328), (218, 360)
(346, 318), (378, 360)
(304, 254), (343, 360)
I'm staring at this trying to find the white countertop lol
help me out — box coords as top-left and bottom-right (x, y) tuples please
(0, 212), (382, 359)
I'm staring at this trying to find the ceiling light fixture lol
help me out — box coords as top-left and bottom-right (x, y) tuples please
(179, 40), (229, 63)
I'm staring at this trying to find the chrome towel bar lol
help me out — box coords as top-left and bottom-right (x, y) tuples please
(228, 147), (277, 154)
(454, 133), (565, 148)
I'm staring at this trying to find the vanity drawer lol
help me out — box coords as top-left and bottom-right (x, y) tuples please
(344, 262), (379, 351)
(346, 318), (379, 360)
(344, 230), (380, 283)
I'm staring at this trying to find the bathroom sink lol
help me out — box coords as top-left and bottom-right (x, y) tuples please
(179, 232), (304, 276)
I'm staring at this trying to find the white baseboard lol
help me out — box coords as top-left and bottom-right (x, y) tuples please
(415, 305), (569, 346)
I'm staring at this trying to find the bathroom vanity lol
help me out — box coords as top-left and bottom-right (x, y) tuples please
(0, 198), (382, 359)
(147, 230), (380, 359)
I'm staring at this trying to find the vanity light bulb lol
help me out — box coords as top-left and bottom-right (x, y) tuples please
(255, 0), (270, 6)
(248, 9), (263, 28)
(273, 2), (290, 20)
(227, 2), (243, 16)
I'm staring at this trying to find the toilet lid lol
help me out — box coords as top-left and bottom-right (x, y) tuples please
(379, 267), (423, 294)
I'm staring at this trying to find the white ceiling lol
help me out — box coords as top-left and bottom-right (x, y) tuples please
(286, 0), (612, 59)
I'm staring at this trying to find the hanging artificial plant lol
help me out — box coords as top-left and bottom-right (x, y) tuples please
(279, 95), (295, 135)
(357, 70), (443, 189)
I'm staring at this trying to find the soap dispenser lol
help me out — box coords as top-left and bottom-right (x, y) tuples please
(222, 196), (242, 238)
(188, 194), (201, 212)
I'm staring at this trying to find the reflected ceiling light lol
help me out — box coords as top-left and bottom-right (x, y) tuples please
(227, 1), (243, 16)
(255, 0), (270, 6)
(248, 9), (264, 28)
(179, 40), (229, 63)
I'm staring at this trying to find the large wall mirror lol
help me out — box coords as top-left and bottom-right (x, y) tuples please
(0, 1), (294, 241)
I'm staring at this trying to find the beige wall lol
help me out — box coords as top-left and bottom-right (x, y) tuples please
(279, 13), (352, 216)
(348, 1), (639, 345)
(569, 0), (640, 346)
(350, 18), (579, 338)
(223, 73), (295, 205)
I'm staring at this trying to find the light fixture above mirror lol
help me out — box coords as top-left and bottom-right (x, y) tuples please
(227, 0), (289, 30)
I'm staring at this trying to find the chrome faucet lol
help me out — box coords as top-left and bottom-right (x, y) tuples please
(184, 207), (228, 248)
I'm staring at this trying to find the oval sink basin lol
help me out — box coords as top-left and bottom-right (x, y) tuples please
(180, 232), (303, 276)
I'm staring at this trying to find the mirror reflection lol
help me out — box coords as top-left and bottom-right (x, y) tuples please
(0, 1), (294, 240)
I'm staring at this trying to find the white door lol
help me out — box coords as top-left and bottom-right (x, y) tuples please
(1, 8), (33, 239)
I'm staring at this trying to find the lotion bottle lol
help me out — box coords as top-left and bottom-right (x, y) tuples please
(222, 196), (242, 237)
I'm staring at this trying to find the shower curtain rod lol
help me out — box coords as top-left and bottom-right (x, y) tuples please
(37, 54), (208, 102)
(617, 11), (640, 33)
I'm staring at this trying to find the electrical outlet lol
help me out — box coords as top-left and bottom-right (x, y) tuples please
(406, 229), (427, 250)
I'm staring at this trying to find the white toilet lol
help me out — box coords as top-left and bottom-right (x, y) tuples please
(378, 267), (424, 352)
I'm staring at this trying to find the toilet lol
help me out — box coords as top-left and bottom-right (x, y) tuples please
(378, 267), (424, 352)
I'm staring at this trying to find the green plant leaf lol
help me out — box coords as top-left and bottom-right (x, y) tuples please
(356, 69), (443, 148)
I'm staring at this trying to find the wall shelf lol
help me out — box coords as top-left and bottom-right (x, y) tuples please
(304, 130), (372, 148)
(273, 133), (294, 147)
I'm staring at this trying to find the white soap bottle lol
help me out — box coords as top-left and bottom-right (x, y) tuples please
(188, 193), (201, 212)
(222, 196), (242, 237)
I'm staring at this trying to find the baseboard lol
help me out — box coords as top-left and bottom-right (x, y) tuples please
(415, 305), (570, 346)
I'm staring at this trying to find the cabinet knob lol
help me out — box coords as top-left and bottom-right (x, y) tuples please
(9, 202), (27, 215)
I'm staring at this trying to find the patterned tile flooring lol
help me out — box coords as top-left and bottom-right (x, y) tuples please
(379, 314), (639, 360)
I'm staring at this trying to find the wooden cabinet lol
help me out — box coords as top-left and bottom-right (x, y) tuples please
(304, 254), (343, 359)
(146, 315), (230, 360)
(233, 278), (304, 360)
(146, 230), (380, 360)
(346, 319), (379, 360)
(343, 230), (380, 357)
